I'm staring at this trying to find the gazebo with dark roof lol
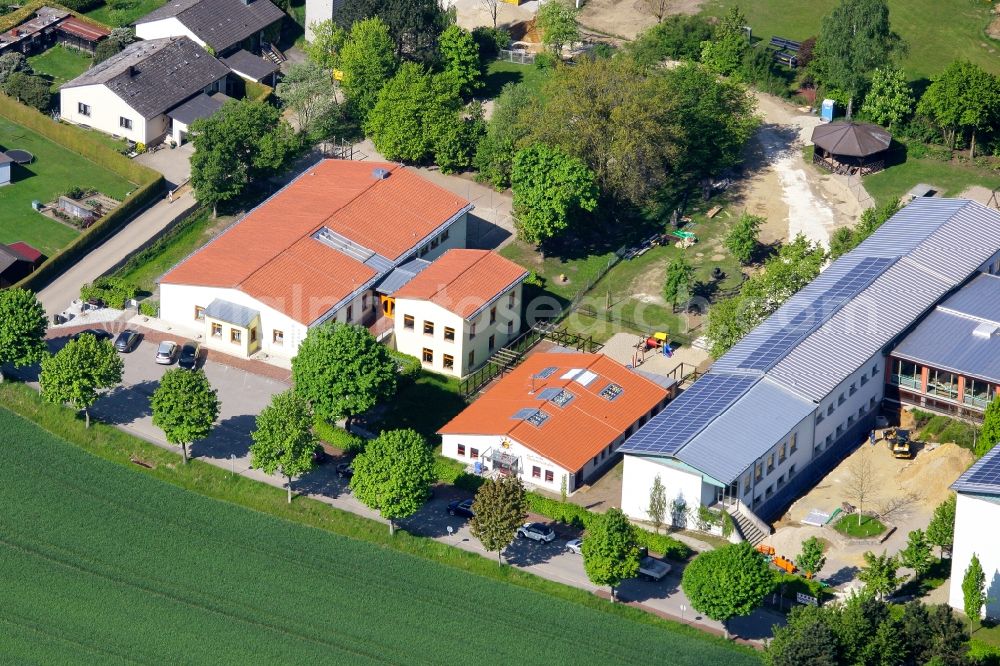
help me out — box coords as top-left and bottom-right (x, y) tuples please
(810, 121), (892, 176)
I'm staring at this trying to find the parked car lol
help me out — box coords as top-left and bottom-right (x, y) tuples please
(113, 329), (141, 353)
(517, 522), (556, 543)
(447, 498), (475, 519)
(336, 463), (353, 479)
(178, 342), (201, 369)
(638, 556), (672, 582)
(155, 340), (178, 364)
(72, 328), (113, 343)
(565, 537), (583, 554)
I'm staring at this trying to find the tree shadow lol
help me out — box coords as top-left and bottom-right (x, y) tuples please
(466, 212), (512, 250)
(192, 413), (257, 460)
(94, 379), (158, 425)
(616, 569), (682, 604)
(823, 565), (860, 587)
(502, 533), (564, 567)
(480, 69), (523, 99)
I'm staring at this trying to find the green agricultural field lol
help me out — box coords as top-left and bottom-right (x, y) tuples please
(0, 407), (760, 665)
(28, 45), (92, 89)
(0, 116), (135, 256)
(702, 0), (1000, 81)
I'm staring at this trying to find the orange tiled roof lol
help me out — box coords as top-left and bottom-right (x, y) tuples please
(438, 352), (670, 471)
(392, 249), (528, 319)
(160, 160), (470, 324)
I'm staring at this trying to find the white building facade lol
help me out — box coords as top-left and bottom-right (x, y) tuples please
(948, 448), (1000, 620)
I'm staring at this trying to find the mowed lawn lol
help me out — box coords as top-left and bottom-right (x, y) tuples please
(27, 45), (93, 89)
(0, 408), (760, 665)
(84, 0), (166, 27)
(702, 0), (999, 81)
(0, 117), (134, 255)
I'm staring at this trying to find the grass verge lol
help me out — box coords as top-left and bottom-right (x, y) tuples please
(374, 369), (467, 445)
(0, 382), (759, 662)
(863, 156), (1000, 207)
(833, 514), (886, 539)
(27, 45), (92, 90)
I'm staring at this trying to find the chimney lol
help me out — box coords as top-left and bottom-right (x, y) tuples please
(127, 64), (136, 77)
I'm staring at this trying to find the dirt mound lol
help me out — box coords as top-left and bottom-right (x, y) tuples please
(896, 443), (974, 506)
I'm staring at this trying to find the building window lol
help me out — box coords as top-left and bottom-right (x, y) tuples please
(249, 326), (257, 343)
(532, 466), (541, 478)
(545, 470), (554, 483)
(890, 359), (920, 389)
(779, 443), (786, 463)
(789, 464), (796, 477)
(430, 237), (439, 249)
(848, 415), (855, 426)
(767, 453), (774, 474)
(231, 328), (241, 344)
(765, 485), (774, 499)
(508, 292), (515, 308)
(457, 444), (466, 456)
(119, 116), (132, 129)
(778, 474), (786, 487)
(422, 348), (433, 364)
(78, 102), (91, 116)
(816, 413), (824, 424)
(755, 461), (763, 481)
(964, 378), (995, 409)
(827, 404), (834, 416)
(929, 369), (959, 400)
(403, 314), (414, 330)
(346, 305), (353, 322)
(872, 364), (879, 377)
(488, 334), (495, 351)
(470, 448), (479, 459)
(273, 329), (284, 345)
(443, 354), (454, 370)
(836, 425), (844, 437)
(507, 320), (514, 335)
(468, 350), (475, 367)
(194, 305), (205, 320)
(444, 326), (455, 341)
(211, 322), (222, 338)
(838, 393), (846, 405)
(441, 228), (449, 241)
(469, 322), (477, 339)
(423, 320), (435, 336)
(743, 473), (752, 494)
(869, 396), (877, 409)
(790, 433), (797, 453)
(490, 306), (497, 324)
(825, 434), (833, 446)
(860, 373), (869, 386)
(849, 382), (857, 396)
(362, 293), (369, 310)
(419, 245), (429, 256)
(592, 455), (599, 466)
(858, 406), (864, 419)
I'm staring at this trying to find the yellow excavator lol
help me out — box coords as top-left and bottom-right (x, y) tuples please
(884, 427), (913, 459)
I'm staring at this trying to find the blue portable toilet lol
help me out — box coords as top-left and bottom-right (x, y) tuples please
(820, 99), (835, 123)
(474, 461), (483, 475)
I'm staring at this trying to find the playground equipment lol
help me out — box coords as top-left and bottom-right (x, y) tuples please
(631, 332), (672, 367)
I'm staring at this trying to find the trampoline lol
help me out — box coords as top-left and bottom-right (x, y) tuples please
(5, 150), (34, 164)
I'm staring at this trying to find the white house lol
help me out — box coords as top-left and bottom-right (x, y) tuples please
(134, 0), (285, 57)
(439, 351), (673, 494)
(59, 37), (229, 145)
(390, 249), (527, 377)
(304, 0), (337, 42)
(618, 199), (1000, 541)
(948, 446), (1000, 620)
(159, 160), (473, 359)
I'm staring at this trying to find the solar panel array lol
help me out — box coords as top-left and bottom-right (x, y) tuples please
(737, 257), (896, 372)
(620, 374), (757, 456)
(551, 389), (575, 408)
(536, 387), (561, 401)
(526, 410), (550, 427)
(535, 366), (558, 379)
(600, 383), (623, 401)
(511, 407), (536, 420)
(957, 446), (1000, 494)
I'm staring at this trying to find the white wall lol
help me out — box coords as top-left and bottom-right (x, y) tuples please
(159, 283), (309, 358)
(949, 492), (1000, 619)
(812, 351), (885, 454)
(394, 300), (466, 376)
(0, 161), (9, 185)
(304, 0), (334, 42)
(735, 413), (815, 511)
(60, 84), (151, 144)
(441, 433), (571, 493)
(622, 455), (705, 524)
(136, 18), (205, 47)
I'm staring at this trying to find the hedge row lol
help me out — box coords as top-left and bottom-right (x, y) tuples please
(0, 95), (165, 293)
(313, 419), (365, 454)
(524, 493), (693, 561)
(0, 0), (111, 35)
(80, 276), (138, 309)
(434, 455), (486, 492)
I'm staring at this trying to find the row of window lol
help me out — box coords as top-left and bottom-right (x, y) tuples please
(744, 434), (798, 493)
(816, 364), (880, 425)
(590, 442), (615, 468)
(890, 359), (998, 408)
(752, 464), (797, 505)
(195, 305), (280, 346)
(418, 228), (451, 257)
(77, 103), (134, 131)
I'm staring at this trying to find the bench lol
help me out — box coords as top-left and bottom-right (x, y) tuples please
(768, 36), (801, 53)
(773, 50), (798, 67)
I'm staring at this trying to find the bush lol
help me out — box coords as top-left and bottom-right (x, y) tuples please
(58, 0), (102, 10)
(434, 455), (485, 492)
(471, 26), (509, 62)
(627, 15), (714, 66)
(313, 419), (366, 454)
(534, 52), (558, 70)
(79, 276), (138, 309)
(525, 493), (693, 561)
(387, 348), (421, 382)
(772, 571), (831, 601)
(138, 300), (158, 317)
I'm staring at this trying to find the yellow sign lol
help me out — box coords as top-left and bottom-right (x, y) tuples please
(333, 69), (344, 82)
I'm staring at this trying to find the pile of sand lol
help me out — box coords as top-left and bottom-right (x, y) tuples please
(896, 443), (974, 507)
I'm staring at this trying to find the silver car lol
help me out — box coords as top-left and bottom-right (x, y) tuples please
(155, 340), (178, 365)
(565, 538), (583, 554)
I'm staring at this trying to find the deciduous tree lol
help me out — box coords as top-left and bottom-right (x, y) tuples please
(150, 368), (220, 463)
(644, 0), (670, 23)
(900, 528), (933, 580)
(434, 102), (486, 174)
(334, 0), (446, 63)
(582, 508), (640, 601)
(699, 6), (748, 77)
(813, 0), (903, 117)
(858, 550), (902, 601)
(511, 143), (598, 244)
(474, 82), (535, 189)
(3, 72), (51, 111)
(350, 428), (435, 535)
(251, 390), (317, 503)
(795, 536), (826, 576)
(626, 15), (715, 66)
(304, 19), (346, 70)
(846, 448), (875, 528)
(40, 333), (123, 428)
(663, 257), (694, 311)
(765, 605), (840, 666)
(926, 494), (956, 559)
(439, 24), (483, 99)
(647, 474), (667, 534)
(480, 0), (500, 29)
(0, 287), (47, 383)
(725, 212), (762, 265)
(0, 52), (28, 86)
(276, 61), (337, 132)
(291, 323), (397, 428)
(339, 17), (398, 123)
(470, 475), (527, 564)
(860, 66), (913, 130)
(900, 601), (969, 666)
(962, 553), (986, 624)
(918, 60), (1000, 157)
(977, 393), (1000, 457)
(536, 0), (579, 56)
(681, 541), (772, 635)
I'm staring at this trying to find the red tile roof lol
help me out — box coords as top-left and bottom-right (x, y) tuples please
(160, 160), (470, 324)
(438, 352), (670, 471)
(7, 241), (43, 263)
(393, 249), (527, 319)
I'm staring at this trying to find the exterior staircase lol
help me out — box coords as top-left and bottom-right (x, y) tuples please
(729, 502), (772, 546)
(261, 42), (285, 65)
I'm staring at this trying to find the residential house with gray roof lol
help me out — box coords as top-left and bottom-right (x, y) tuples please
(59, 36), (230, 146)
(619, 198), (1000, 541)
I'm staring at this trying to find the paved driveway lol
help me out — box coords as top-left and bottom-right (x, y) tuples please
(135, 143), (194, 190)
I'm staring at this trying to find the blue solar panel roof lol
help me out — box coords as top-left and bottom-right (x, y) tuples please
(620, 373), (758, 456)
(952, 443), (1000, 496)
(737, 256), (897, 372)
